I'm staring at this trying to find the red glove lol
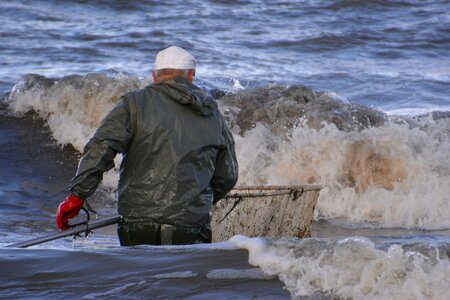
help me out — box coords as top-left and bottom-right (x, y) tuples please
(56, 194), (85, 230)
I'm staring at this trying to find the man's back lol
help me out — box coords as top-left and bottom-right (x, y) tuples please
(58, 46), (238, 246)
(69, 77), (238, 227)
(117, 77), (238, 226)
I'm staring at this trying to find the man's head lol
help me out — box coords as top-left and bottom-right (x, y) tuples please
(153, 46), (196, 83)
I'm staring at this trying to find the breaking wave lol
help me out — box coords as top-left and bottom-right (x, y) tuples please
(230, 235), (450, 300)
(5, 73), (450, 230)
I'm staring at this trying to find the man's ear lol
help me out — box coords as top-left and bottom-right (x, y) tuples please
(188, 69), (195, 82)
(152, 70), (158, 83)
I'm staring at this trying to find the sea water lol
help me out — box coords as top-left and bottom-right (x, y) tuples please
(0, 1), (449, 299)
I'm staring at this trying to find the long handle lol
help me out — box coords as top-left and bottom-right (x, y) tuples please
(6, 216), (121, 248)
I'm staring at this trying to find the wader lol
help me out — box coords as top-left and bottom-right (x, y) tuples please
(117, 219), (211, 246)
(69, 77), (238, 246)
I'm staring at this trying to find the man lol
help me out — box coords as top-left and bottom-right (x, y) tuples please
(56, 46), (238, 246)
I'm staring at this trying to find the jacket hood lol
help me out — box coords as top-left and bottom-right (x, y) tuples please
(152, 77), (218, 116)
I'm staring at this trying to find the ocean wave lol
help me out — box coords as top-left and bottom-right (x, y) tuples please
(6, 73), (145, 151)
(5, 73), (450, 230)
(220, 84), (449, 229)
(230, 235), (450, 300)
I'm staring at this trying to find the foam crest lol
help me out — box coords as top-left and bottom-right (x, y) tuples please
(7, 73), (146, 190)
(236, 118), (450, 229)
(6, 75), (449, 229)
(220, 84), (449, 229)
(230, 235), (450, 300)
(7, 73), (145, 151)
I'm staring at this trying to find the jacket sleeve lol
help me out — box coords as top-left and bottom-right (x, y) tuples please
(69, 98), (134, 198)
(211, 118), (239, 203)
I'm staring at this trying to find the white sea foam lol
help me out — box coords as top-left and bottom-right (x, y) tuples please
(8, 73), (144, 151)
(7, 73), (145, 192)
(385, 106), (450, 116)
(152, 271), (198, 279)
(235, 117), (450, 230)
(6, 74), (450, 230)
(229, 235), (450, 300)
(206, 268), (274, 280)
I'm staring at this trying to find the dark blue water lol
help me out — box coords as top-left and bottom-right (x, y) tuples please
(1, 0), (449, 113)
(1, 1), (449, 299)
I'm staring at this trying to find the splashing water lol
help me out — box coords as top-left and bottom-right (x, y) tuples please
(5, 73), (450, 230)
(230, 235), (450, 300)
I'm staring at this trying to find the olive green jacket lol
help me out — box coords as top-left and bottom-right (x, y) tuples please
(69, 77), (238, 228)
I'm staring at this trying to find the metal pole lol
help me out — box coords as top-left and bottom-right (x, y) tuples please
(6, 216), (121, 248)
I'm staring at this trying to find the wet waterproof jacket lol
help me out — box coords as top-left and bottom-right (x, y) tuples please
(69, 77), (238, 228)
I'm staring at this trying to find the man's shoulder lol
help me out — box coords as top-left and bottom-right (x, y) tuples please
(122, 86), (151, 99)
(120, 85), (161, 107)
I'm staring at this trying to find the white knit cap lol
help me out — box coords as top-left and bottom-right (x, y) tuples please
(154, 46), (196, 70)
